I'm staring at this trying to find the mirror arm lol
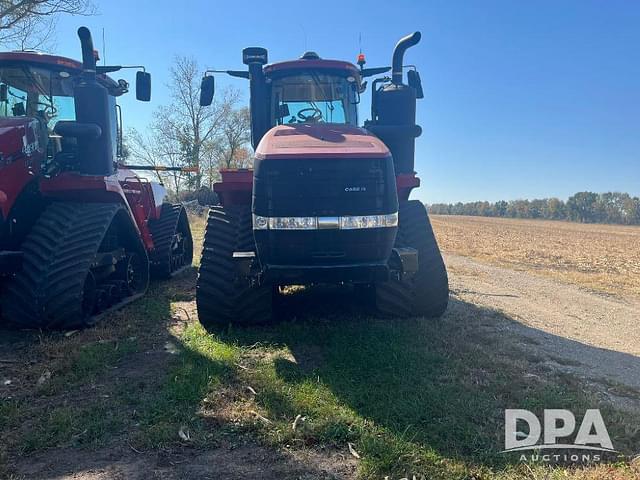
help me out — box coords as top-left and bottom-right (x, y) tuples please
(203, 69), (250, 80)
(96, 65), (146, 74)
(361, 66), (391, 78)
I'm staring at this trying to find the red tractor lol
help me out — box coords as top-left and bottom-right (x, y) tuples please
(0, 27), (193, 329)
(196, 32), (448, 327)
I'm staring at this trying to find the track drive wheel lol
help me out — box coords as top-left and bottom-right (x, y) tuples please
(1, 202), (149, 329)
(196, 205), (272, 330)
(373, 200), (449, 318)
(148, 203), (194, 279)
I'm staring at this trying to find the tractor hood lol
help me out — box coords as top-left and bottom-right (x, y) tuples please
(0, 117), (43, 166)
(255, 124), (390, 161)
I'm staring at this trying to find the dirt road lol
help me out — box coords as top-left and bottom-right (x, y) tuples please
(447, 253), (640, 404)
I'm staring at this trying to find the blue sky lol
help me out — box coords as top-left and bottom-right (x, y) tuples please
(53, 0), (639, 204)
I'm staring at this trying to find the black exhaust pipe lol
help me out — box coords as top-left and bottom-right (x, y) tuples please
(391, 31), (421, 85)
(77, 26), (97, 77)
(243, 47), (269, 149)
(72, 26), (114, 176)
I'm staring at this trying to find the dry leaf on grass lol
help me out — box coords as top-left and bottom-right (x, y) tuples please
(292, 414), (306, 431)
(347, 442), (361, 459)
(249, 410), (271, 424)
(178, 426), (191, 441)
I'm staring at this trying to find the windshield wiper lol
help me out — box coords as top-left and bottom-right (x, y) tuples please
(309, 71), (334, 113)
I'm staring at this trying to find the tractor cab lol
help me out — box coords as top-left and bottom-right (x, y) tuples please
(0, 53), (125, 169)
(0, 50), (150, 178)
(264, 54), (361, 127)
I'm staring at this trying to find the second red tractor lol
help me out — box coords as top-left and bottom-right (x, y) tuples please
(0, 27), (193, 329)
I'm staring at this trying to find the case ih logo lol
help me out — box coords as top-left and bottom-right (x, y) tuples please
(345, 186), (366, 192)
(503, 409), (616, 462)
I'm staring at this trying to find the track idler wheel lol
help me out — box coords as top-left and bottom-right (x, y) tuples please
(117, 253), (146, 295)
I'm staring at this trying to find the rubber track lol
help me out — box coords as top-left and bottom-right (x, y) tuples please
(375, 200), (449, 318)
(148, 203), (193, 279)
(196, 205), (272, 330)
(2, 202), (125, 329)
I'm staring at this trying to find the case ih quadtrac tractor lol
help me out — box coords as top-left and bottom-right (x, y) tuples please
(0, 27), (193, 329)
(196, 32), (447, 327)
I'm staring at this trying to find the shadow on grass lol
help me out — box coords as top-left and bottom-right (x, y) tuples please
(211, 285), (640, 477)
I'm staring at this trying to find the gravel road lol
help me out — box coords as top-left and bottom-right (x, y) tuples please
(446, 253), (640, 400)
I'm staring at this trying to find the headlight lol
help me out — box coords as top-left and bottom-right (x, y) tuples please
(252, 213), (397, 230)
(252, 214), (268, 230)
(340, 213), (398, 229)
(268, 216), (317, 230)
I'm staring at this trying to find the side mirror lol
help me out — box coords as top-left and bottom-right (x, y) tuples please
(200, 76), (215, 106)
(0, 84), (7, 102)
(12, 102), (25, 116)
(407, 70), (424, 99)
(136, 71), (151, 101)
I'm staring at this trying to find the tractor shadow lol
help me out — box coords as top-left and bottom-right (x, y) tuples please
(220, 284), (640, 469)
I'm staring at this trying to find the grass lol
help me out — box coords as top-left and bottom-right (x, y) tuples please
(1, 212), (639, 479)
(430, 215), (640, 299)
(153, 296), (640, 479)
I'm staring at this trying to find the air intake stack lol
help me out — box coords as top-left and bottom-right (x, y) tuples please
(73, 27), (114, 176)
(368, 32), (422, 175)
(243, 47), (269, 149)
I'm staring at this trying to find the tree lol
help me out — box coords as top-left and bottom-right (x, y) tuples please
(219, 107), (251, 169)
(566, 192), (598, 223)
(426, 191), (638, 226)
(0, 0), (94, 49)
(544, 198), (566, 220)
(153, 55), (238, 189)
(126, 127), (187, 197)
(127, 56), (252, 198)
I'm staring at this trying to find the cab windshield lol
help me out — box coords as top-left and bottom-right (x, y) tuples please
(0, 64), (77, 129)
(271, 72), (358, 126)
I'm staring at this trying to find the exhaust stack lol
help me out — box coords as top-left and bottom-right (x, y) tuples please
(366, 32), (422, 178)
(391, 31), (421, 85)
(72, 27), (114, 176)
(77, 26), (97, 77)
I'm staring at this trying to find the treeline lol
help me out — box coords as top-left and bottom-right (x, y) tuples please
(428, 192), (640, 226)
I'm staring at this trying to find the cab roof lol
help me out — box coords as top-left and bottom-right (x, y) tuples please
(264, 57), (361, 81)
(0, 51), (122, 94)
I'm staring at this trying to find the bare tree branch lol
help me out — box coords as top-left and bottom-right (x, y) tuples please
(0, 0), (94, 50)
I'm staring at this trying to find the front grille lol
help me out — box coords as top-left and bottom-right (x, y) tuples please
(253, 157), (398, 217)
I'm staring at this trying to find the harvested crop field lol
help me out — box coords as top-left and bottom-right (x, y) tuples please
(431, 215), (640, 299)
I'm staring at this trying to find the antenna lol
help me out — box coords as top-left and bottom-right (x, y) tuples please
(357, 32), (366, 71)
(102, 28), (106, 65)
(298, 24), (307, 51)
